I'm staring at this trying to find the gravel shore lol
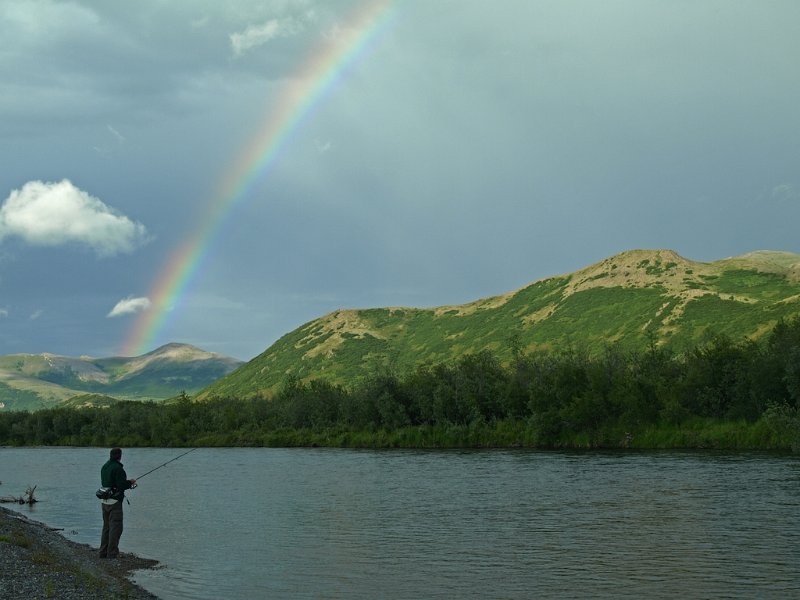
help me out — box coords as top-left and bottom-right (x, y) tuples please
(0, 505), (159, 599)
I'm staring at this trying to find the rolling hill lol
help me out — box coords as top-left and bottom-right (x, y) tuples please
(200, 249), (800, 399)
(0, 343), (242, 411)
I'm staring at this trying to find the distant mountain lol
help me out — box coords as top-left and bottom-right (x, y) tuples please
(0, 343), (243, 411)
(200, 249), (800, 399)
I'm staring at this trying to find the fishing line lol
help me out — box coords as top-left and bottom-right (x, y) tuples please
(133, 448), (198, 484)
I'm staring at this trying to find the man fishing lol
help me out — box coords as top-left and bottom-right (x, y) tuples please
(98, 447), (137, 559)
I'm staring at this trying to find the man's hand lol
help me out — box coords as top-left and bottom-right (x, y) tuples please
(129, 478), (137, 488)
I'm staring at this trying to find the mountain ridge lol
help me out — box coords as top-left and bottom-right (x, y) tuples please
(199, 248), (800, 400)
(0, 343), (242, 411)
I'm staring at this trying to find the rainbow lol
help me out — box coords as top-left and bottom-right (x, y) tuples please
(121, 1), (396, 356)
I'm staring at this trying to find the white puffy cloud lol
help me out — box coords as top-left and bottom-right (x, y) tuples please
(0, 180), (150, 256)
(107, 296), (151, 318)
(29, 309), (42, 320)
(0, 308), (7, 318)
(230, 17), (302, 56)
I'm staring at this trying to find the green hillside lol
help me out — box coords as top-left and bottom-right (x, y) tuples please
(0, 343), (242, 411)
(201, 249), (800, 399)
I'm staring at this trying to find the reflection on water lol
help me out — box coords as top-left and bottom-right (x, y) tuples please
(2, 448), (799, 599)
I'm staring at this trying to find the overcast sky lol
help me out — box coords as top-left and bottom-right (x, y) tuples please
(1, 0), (799, 360)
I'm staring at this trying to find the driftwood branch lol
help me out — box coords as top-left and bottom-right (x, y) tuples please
(0, 484), (38, 505)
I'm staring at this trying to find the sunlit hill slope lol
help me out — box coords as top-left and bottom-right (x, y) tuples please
(201, 249), (800, 400)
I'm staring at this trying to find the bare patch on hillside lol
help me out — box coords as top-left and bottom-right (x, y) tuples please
(521, 302), (558, 325)
(659, 289), (714, 328)
(722, 250), (800, 270)
(433, 290), (517, 317)
(778, 294), (800, 305)
(300, 310), (387, 359)
(562, 249), (711, 296)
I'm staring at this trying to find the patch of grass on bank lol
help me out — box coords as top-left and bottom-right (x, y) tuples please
(630, 418), (781, 450)
(177, 417), (795, 451)
(0, 531), (32, 548)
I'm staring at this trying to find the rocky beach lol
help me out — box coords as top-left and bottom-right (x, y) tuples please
(0, 505), (158, 599)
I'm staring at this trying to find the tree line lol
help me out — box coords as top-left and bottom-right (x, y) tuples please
(1, 318), (799, 449)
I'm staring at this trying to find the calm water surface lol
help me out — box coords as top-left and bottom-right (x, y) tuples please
(1, 447), (798, 599)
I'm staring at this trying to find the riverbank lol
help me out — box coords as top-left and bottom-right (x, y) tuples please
(0, 505), (159, 599)
(179, 417), (797, 452)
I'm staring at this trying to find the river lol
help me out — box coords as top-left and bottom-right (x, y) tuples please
(1, 447), (798, 599)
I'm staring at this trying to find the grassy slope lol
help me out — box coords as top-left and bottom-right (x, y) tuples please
(201, 249), (800, 399)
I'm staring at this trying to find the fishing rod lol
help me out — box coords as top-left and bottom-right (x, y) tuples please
(132, 448), (198, 486)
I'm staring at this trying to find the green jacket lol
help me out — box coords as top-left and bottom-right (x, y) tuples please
(101, 459), (132, 501)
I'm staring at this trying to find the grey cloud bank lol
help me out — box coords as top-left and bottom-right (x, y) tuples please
(0, 0), (798, 360)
